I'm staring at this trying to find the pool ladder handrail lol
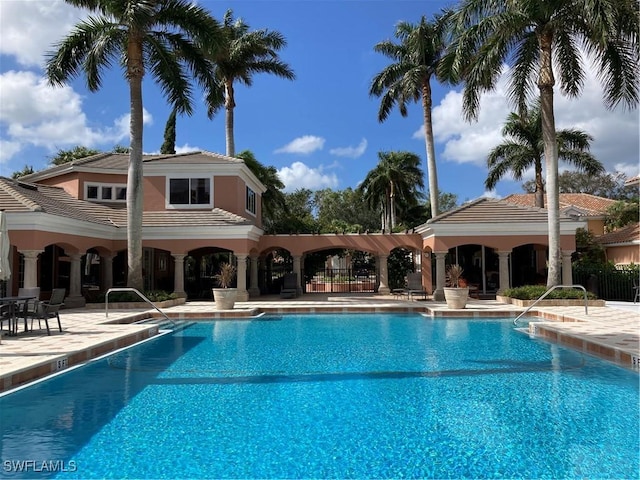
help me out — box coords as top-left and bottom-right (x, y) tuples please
(513, 284), (588, 325)
(105, 287), (176, 325)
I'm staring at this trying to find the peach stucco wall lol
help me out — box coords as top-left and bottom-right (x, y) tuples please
(258, 233), (423, 257)
(8, 230), (125, 254)
(587, 219), (606, 236)
(605, 245), (640, 265)
(144, 176), (167, 211)
(423, 234), (577, 252)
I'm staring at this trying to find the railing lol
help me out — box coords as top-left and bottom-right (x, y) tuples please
(105, 287), (175, 325)
(513, 284), (588, 325)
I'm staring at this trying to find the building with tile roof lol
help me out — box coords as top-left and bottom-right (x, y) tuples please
(1, 151), (601, 304)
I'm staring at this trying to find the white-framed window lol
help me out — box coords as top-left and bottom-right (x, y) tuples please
(168, 177), (211, 207)
(85, 183), (126, 203)
(246, 186), (256, 215)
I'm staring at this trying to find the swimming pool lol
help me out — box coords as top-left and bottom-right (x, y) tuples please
(1, 314), (638, 479)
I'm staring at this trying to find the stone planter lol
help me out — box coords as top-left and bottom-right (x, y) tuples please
(91, 298), (186, 309)
(496, 295), (606, 307)
(444, 287), (469, 309)
(213, 288), (238, 310)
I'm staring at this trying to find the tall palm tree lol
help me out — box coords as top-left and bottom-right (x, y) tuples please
(441, 0), (639, 287)
(370, 11), (451, 218)
(46, 0), (221, 290)
(486, 102), (604, 207)
(204, 9), (295, 157)
(358, 151), (425, 232)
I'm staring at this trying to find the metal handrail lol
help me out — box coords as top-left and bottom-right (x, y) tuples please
(105, 287), (175, 325)
(513, 284), (588, 325)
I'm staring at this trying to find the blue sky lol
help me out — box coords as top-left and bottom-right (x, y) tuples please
(1, 0), (638, 204)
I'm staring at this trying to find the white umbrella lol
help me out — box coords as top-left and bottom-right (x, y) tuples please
(0, 210), (11, 282)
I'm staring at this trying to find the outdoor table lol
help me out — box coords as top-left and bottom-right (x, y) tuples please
(0, 296), (35, 336)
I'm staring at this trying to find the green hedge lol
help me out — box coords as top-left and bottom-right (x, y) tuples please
(502, 285), (597, 300)
(87, 290), (178, 303)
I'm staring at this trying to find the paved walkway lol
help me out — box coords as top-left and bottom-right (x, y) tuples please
(1, 294), (638, 393)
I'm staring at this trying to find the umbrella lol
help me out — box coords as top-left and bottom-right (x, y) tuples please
(0, 210), (11, 282)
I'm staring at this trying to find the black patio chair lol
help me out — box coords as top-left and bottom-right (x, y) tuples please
(31, 288), (65, 335)
(280, 273), (299, 299)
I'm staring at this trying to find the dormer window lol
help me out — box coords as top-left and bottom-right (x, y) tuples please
(168, 177), (211, 207)
(85, 183), (126, 203)
(246, 186), (256, 215)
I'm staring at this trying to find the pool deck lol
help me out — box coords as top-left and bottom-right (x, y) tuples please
(1, 294), (638, 393)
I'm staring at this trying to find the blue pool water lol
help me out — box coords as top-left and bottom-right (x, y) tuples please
(1, 314), (638, 479)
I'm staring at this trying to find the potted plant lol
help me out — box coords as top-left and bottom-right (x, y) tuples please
(212, 262), (237, 310)
(443, 264), (469, 309)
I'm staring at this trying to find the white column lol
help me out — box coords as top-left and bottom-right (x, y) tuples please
(561, 251), (573, 285)
(171, 254), (187, 298)
(248, 254), (260, 297)
(432, 251), (447, 301)
(292, 255), (302, 296)
(236, 254), (248, 301)
(377, 254), (390, 295)
(497, 250), (511, 294)
(20, 250), (42, 289)
(102, 254), (115, 289)
(66, 253), (85, 307)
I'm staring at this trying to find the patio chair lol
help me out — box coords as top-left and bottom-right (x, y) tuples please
(1, 303), (15, 336)
(406, 272), (428, 300)
(31, 288), (65, 335)
(15, 287), (40, 332)
(280, 273), (299, 299)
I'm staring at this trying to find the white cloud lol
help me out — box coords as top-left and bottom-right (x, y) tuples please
(274, 135), (325, 155)
(417, 63), (639, 178)
(0, 0), (87, 68)
(329, 138), (368, 158)
(0, 70), (152, 158)
(277, 161), (339, 192)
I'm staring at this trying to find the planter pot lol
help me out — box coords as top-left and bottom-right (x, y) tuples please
(212, 288), (237, 310)
(444, 287), (469, 309)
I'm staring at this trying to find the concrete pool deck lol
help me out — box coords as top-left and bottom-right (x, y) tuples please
(1, 294), (638, 393)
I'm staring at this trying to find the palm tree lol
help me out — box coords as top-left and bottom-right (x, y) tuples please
(441, 0), (639, 287)
(204, 9), (295, 157)
(370, 11), (451, 218)
(486, 102), (604, 208)
(358, 151), (425, 232)
(46, 0), (221, 290)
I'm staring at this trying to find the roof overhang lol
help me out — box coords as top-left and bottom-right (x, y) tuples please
(416, 219), (587, 239)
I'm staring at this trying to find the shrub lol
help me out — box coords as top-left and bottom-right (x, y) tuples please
(87, 290), (178, 303)
(502, 285), (597, 300)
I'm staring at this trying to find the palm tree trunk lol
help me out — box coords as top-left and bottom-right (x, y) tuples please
(389, 180), (396, 228)
(422, 80), (439, 217)
(538, 32), (561, 287)
(126, 36), (144, 291)
(225, 80), (236, 157)
(534, 157), (544, 208)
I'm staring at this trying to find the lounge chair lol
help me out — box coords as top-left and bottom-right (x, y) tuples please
(30, 288), (65, 335)
(406, 272), (428, 300)
(280, 273), (299, 299)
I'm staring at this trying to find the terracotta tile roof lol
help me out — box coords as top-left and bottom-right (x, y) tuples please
(503, 193), (617, 216)
(595, 223), (640, 245)
(428, 197), (573, 224)
(19, 151), (243, 181)
(0, 177), (119, 225)
(0, 176), (252, 228)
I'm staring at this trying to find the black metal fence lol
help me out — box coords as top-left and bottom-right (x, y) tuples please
(573, 266), (639, 301)
(304, 267), (377, 294)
